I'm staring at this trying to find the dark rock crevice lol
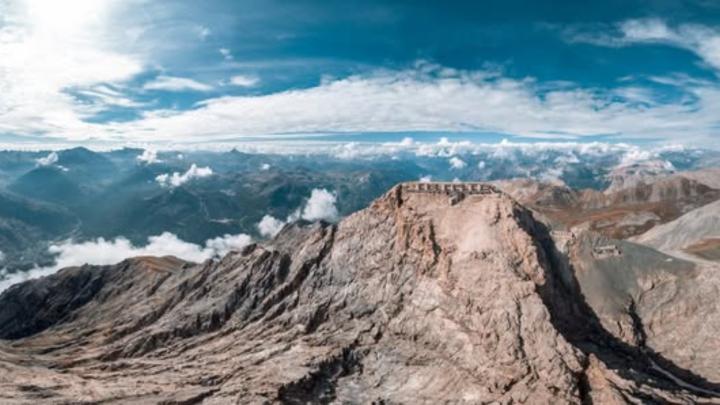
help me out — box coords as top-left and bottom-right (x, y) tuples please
(277, 343), (364, 405)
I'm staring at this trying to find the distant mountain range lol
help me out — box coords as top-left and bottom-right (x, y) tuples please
(1, 145), (719, 280)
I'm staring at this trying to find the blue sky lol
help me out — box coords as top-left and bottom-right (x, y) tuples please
(2, 0), (720, 147)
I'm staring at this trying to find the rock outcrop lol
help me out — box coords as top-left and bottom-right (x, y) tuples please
(0, 184), (719, 404)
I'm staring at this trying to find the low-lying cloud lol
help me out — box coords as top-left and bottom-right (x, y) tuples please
(137, 149), (162, 164)
(36, 151), (59, 166)
(256, 188), (339, 239)
(257, 215), (286, 238)
(300, 189), (339, 222)
(156, 164), (213, 187)
(0, 232), (252, 293)
(449, 156), (467, 169)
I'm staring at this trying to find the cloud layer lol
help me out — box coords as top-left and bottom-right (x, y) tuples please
(0, 187), (341, 291)
(1, 4), (719, 147)
(97, 64), (720, 144)
(0, 231), (252, 292)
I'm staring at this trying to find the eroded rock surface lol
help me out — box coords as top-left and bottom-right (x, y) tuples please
(0, 184), (719, 404)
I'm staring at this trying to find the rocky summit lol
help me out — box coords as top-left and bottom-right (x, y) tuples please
(1, 183), (720, 404)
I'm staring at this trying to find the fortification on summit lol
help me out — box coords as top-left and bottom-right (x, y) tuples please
(401, 182), (500, 205)
(402, 182), (499, 195)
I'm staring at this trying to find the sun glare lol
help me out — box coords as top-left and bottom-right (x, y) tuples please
(24, 0), (110, 33)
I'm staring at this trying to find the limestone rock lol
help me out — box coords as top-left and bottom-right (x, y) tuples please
(0, 184), (718, 403)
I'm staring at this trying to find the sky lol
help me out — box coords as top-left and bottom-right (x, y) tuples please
(2, 0), (720, 148)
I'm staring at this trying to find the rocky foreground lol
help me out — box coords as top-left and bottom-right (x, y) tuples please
(1, 184), (720, 404)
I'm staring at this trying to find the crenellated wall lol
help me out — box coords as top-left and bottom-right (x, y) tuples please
(401, 182), (499, 195)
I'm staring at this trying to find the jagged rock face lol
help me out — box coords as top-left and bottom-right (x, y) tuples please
(0, 185), (719, 404)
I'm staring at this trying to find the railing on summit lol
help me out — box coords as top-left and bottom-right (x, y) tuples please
(402, 182), (499, 195)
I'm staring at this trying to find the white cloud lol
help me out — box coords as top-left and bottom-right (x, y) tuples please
(257, 215), (285, 238)
(400, 137), (415, 146)
(0, 231), (252, 292)
(92, 63), (720, 145)
(260, 163), (271, 170)
(36, 151), (59, 166)
(619, 149), (655, 166)
(219, 48), (233, 60)
(0, 266), (59, 293)
(615, 149), (675, 174)
(0, 2), (717, 149)
(0, 8), (718, 149)
(76, 84), (148, 109)
(449, 156), (467, 169)
(620, 19), (678, 42)
(620, 19), (720, 71)
(0, 250), (4, 262)
(0, 29), (719, 148)
(46, 232), (227, 266)
(137, 148), (162, 164)
(571, 19), (720, 73)
(156, 164), (213, 188)
(301, 188), (338, 222)
(335, 142), (362, 159)
(0, 0), (144, 140)
(204, 233), (253, 257)
(230, 74), (260, 87)
(419, 175), (432, 182)
(254, 188), (340, 239)
(477, 160), (486, 169)
(143, 75), (213, 92)
(554, 153), (579, 165)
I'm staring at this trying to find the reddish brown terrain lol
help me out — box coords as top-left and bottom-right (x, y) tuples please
(685, 239), (720, 261)
(1, 183), (719, 403)
(495, 173), (720, 239)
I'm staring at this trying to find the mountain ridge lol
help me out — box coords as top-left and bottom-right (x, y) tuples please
(0, 183), (718, 403)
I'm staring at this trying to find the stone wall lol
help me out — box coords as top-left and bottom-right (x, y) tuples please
(402, 182), (499, 195)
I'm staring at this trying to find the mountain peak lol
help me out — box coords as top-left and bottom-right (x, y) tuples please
(0, 183), (719, 403)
